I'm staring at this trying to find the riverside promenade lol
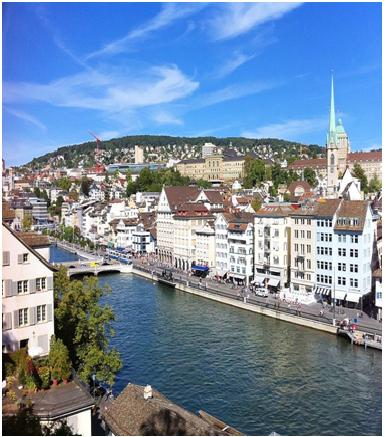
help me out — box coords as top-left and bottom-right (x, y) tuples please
(132, 258), (382, 342)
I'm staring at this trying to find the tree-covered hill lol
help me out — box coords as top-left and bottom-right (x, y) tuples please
(25, 135), (325, 170)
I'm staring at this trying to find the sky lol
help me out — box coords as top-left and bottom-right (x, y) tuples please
(2, 2), (382, 165)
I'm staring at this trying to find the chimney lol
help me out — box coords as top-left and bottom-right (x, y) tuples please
(144, 384), (153, 400)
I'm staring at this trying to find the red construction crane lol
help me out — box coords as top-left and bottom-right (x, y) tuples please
(89, 131), (102, 156)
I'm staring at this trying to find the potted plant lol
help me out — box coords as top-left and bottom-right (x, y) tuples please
(51, 368), (60, 386)
(48, 337), (72, 385)
(37, 367), (51, 390)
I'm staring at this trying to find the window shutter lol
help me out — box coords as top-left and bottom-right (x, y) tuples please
(47, 276), (54, 290)
(4, 280), (13, 297)
(47, 304), (53, 322)
(29, 279), (36, 294)
(12, 281), (18, 296)
(17, 254), (23, 264)
(29, 307), (36, 326)
(2, 251), (10, 266)
(13, 310), (19, 329)
(3, 313), (12, 330)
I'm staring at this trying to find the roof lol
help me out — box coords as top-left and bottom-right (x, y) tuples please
(313, 199), (341, 218)
(255, 205), (295, 218)
(174, 202), (212, 218)
(347, 151), (382, 163)
(224, 211), (255, 224)
(334, 200), (369, 232)
(287, 181), (311, 196)
(30, 378), (94, 420)
(202, 190), (224, 204)
(2, 201), (16, 221)
(2, 222), (57, 272)
(103, 383), (240, 436)
(17, 232), (51, 248)
(228, 222), (249, 231)
(178, 158), (205, 164)
(164, 186), (200, 210)
(288, 158), (327, 170)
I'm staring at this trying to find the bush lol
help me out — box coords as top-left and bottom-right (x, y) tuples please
(25, 375), (37, 392)
(49, 337), (72, 382)
(37, 367), (51, 389)
(4, 361), (16, 378)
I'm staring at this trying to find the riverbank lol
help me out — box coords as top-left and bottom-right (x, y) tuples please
(50, 239), (103, 261)
(133, 267), (337, 335)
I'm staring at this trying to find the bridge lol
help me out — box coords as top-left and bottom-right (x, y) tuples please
(55, 261), (132, 277)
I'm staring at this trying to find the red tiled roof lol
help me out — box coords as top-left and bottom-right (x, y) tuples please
(164, 186), (200, 210)
(288, 158), (327, 169)
(348, 151), (382, 163)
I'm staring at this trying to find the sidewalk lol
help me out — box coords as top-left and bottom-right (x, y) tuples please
(134, 259), (382, 336)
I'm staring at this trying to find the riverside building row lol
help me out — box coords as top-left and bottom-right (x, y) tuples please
(156, 186), (379, 309)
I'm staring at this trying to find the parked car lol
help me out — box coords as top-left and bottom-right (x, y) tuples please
(255, 288), (269, 298)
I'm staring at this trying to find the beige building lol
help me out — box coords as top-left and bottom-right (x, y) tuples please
(134, 145), (144, 164)
(177, 153), (247, 184)
(195, 222), (216, 271)
(289, 204), (317, 297)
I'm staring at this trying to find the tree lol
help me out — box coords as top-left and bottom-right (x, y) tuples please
(56, 196), (64, 209)
(56, 177), (72, 192)
(303, 168), (317, 188)
(80, 177), (92, 196)
(34, 187), (41, 198)
(22, 215), (32, 231)
(352, 163), (368, 193)
(368, 175), (382, 193)
(54, 267), (121, 386)
(251, 197), (262, 212)
(196, 179), (212, 189)
(244, 158), (266, 188)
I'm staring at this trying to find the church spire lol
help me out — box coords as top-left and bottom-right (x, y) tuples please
(328, 72), (336, 144)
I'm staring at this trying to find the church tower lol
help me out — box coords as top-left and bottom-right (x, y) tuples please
(326, 74), (339, 196)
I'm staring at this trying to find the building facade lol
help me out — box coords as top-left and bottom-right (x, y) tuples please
(2, 224), (55, 356)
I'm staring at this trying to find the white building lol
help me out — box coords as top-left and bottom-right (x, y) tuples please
(315, 199), (375, 308)
(132, 226), (156, 254)
(254, 205), (293, 291)
(214, 213), (231, 278)
(373, 269), (382, 321)
(202, 142), (217, 158)
(227, 213), (254, 285)
(2, 224), (55, 356)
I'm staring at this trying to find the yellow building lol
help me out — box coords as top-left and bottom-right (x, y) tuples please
(176, 153), (247, 184)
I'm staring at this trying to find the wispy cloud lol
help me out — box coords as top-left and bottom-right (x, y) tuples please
(151, 110), (183, 126)
(85, 3), (204, 60)
(198, 80), (284, 108)
(209, 3), (302, 41)
(215, 51), (256, 78)
(4, 107), (47, 131)
(242, 117), (326, 140)
(4, 64), (199, 114)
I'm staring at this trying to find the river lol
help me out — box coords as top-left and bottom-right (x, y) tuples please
(50, 246), (382, 436)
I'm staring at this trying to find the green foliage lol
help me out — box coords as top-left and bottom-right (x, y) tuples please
(37, 366), (51, 389)
(283, 193), (291, 202)
(4, 361), (16, 378)
(303, 167), (317, 188)
(244, 157), (268, 188)
(54, 267), (121, 386)
(352, 163), (368, 193)
(22, 215), (32, 231)
(196, 179), (212, 189)
(126, 167), (190, 196)
(56, 177), (72, 192)
(269, 185), (278, 197)
(251, 197), (262, 212)
(368, 175), (382, 193)
(49, 337), (72, 382)
(56, 196), (64, 208)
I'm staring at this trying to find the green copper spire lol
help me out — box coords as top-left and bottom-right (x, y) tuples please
(329, 73), (336, 144)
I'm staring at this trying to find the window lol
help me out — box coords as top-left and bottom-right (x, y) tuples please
(307, 259), (311, 269)
(338, 248), (346, 257)
(350, 278), (358, 288)
(351, 235), (358, 243)
(350, 249), (358, 258)
(350, 264), (358, 273)
(37, 305), (47, 323)
(23, 253), (28, 263)
(307, 245), (311, 254)
(295, 230), (299, 238)
(337, 277), (346, 286)
(2, 251), (10, 266)
(17, 280), (28, 294)
(307, 231), (311, 239)
(18, 308), (28, 326)
(301, 230), (305, 239)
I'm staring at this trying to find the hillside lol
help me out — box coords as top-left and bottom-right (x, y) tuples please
(25, 135), (325, 170)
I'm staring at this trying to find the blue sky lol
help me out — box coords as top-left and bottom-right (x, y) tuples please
(3, 2), (382, 165)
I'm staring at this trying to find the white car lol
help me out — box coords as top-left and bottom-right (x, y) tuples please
(255, 288), (269, 298)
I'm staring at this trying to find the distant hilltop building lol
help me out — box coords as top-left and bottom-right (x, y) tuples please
(177, 148), (258, 185)
(201, 142), (217, 158)
(134, 145), (144, 164)
(289, 76), (382, 192)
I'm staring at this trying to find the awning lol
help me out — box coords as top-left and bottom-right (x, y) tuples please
(321, 288), (331, 296)
(253, 276), (266, 284)
(192, 265), (209, 272)
(229, 272), (246, 279)
(334, 290), (347, 300)
(345, 292), (360, 303)
(268, 278), (280, 286)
